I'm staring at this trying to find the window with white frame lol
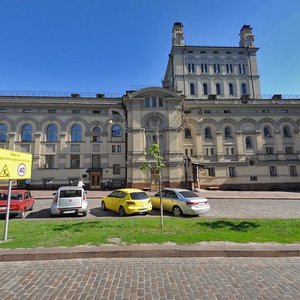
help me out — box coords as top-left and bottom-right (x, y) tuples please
(269, 165), (277, 177)
(224, 127), (232, 138)
(241, 83), (247, 95)
(228, 166), (236, 177)
(245, 136), (253, 148)
(265, 147), (274, 155)
(207, 167), (215, 177)
(203, 83), (208, 95)
(263, 126), (272, 138)
(213, 63), (221, 73)
(190, 83), (195, 95)
(188, 63), (195, 73)
(204, 127), (212, 139)
(239, 64), (246, 74)
(285, 146), (294, 154)
(226, 64), (233, 73)
(201, 63), (208, 73)
(283, 126), (292, 137)
(289, 165), (297, 176)
(229, 83), (234, 96)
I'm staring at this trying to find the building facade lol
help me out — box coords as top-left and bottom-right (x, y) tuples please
(0, 23), (299, 190)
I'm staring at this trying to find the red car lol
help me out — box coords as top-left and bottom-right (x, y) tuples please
(0, 189), (35, 219)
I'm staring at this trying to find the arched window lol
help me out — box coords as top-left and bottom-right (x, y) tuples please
(0, 124), (7, 142)
(184, 128), (192, 139)
(283, 126), (292, 137)
(203, 83), (208, 95)
(241, 83), (247, 95)
(112, 125), (122, 137)
(224, 127), (232, 138)
(205, 127), (212, 139)
(229, 83), (234, 96)
(46, 124), (57, 142)
(71, 124), (82, 142)
(245, 136), (252, 148)
(216, 83), (221, 95)
(21, 124), (32, 142)
(263, 126), (272, 137)
(92, 127), (101, 142)
(190, 83), (195, 95)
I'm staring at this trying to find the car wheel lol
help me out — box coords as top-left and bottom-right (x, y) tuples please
(101, 201), (107, 211)
(119, 206), (126, 217)
(172, 206), (183, 217)
(82, 211), (87, 217)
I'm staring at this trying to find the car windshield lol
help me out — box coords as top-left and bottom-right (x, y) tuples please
(60, 190), (82, 198)
(179, 191), (199, 198)
(0, 193), (22, 200)
(130, 192), (148, 200)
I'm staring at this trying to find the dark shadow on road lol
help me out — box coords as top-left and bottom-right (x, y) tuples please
(199, 220), (259, 231)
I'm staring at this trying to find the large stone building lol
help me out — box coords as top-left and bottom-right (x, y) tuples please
(0, 23), (299, 190)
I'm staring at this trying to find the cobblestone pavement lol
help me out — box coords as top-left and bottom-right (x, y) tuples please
(22, 198), (300, 220)
(0, 257), (299, 299)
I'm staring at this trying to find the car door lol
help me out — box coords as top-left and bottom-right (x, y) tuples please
(164, 191), (179, 212)
(151, 192), (161, 208)
(105, 191), (118, 210)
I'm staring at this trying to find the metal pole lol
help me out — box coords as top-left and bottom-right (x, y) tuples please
(4, 180), (12, 241)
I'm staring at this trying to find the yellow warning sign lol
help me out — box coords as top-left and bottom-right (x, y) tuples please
(0, 164), (10, 177)
(0, 149), (32, 180)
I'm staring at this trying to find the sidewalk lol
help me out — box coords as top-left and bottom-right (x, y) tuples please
(1, 243), (300, 262)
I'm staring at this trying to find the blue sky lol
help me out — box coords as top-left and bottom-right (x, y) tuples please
(0, 0), (299, 96)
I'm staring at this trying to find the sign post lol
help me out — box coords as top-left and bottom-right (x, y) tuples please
(0, 149), (32, 241)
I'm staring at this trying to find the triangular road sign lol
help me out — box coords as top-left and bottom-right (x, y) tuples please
(0, 164), (10, 177)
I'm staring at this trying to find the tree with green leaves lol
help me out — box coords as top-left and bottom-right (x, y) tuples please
(140, 143), (165, 228)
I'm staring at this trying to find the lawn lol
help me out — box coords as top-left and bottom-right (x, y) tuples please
(0, 218), (299, 249)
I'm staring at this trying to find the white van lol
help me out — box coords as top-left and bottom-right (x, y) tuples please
(50, 186), (88, 217)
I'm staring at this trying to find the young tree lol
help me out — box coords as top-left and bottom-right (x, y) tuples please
(140, 143), (165, 228)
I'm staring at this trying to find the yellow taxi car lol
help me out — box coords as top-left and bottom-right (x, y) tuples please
(101, 188), (152, 216)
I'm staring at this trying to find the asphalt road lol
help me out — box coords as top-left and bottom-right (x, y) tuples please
(16, 197), (300, 220)
(0, 257), (299, 299)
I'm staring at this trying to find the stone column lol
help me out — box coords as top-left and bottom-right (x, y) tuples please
(274, 130), (284, 160)
(8, 131), (16, 150)
(216, 130), (224, 160)
(255, 130), (265, 161)
(236, 131), (245, 161)
(33, 131), (42, 169)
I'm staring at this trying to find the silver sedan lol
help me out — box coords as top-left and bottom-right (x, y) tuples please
(150, 188), (210, 217)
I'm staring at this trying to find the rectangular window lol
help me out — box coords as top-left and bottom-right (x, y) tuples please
(23, 109), (31, 113)
(201, 63), (208, 73)
(250, 176), (257, 181)
(239, 64), (246, 74)
(207, 167), (215, 177)
(226, 64), (233, 73)
(158, 98), (163, 107)
(70, 155), (80, 169)
(289, 165), (297, 176)
(0, 108), (7, 113)
(185, 149), (188, 156)
(117, 145), (121, 152)
(112, 145), (116, 153)
(93, 110), (101, 114)
(152, 97), (156, 107)
(48, 109), (56, 113)
(145, 97), (150, 107)
(262, 110), (269, 113)
(265, 147), (274, 155)
(188, 63), (195, 73)
(45, 155), (55, 169)
(281, 109), (288, 113)
(285, 147), (294, 154)
(92, 155), (101, 167)
(113, 164), (121, 174)
(228, 167), (236, 177)
(224, 110), (231, 114)
(72, 110), (80, 114)
(214, 64), (220, 73)
(269, 166), (277, 177)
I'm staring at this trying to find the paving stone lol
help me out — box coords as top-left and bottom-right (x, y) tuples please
(0, 257), (299, 299)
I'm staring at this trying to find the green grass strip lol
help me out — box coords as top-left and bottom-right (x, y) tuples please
(0, 218), (299, 249)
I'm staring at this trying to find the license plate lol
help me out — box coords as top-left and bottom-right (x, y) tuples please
(63, 210), (75, 214)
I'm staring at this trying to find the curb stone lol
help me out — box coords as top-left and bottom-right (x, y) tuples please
(0, 244), (299, 262)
